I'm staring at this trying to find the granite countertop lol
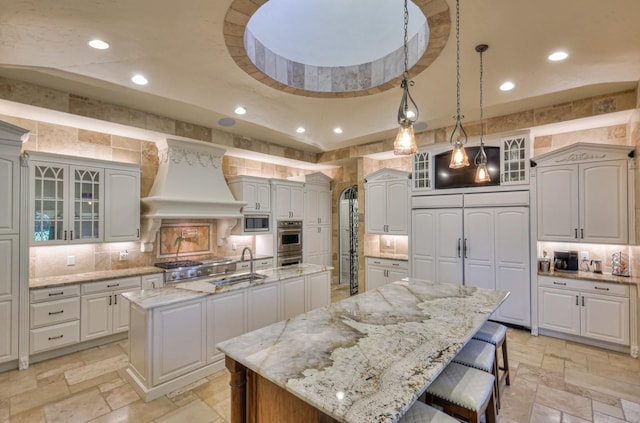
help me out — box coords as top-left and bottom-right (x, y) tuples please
(365, 253), (408, 261)
(538, 270), (640, 286)
(122, 264), (333, 310)
(217, 278), (508, 423)
(224, 254), (273, 263)
(30, 266), (164, 289)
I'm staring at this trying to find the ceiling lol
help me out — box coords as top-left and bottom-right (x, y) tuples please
(0, 0), (639, 155)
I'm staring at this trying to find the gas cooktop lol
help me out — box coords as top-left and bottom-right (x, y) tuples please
(154, 260), (202, 270)
(154, 258), (236, 283)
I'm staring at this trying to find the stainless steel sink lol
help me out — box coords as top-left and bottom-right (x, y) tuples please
(211, 272), (266, 287)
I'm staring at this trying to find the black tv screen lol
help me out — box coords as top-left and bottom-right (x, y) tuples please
(434, 146), (500, 189)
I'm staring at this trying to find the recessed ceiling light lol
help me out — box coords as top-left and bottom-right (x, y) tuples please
(88, 39), (109, 50)
(296, 127), (305, 134)
(548, 51), (569, 61)
(333, 127), (343, 134)
(234, 106), (247, 115)
(131, 74), (148, 85)
(499, 81), (515, 91)
(218, 118), (236, 127)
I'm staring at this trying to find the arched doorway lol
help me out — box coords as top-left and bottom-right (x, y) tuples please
(339, 186), (358, 295)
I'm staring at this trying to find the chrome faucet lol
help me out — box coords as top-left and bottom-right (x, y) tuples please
(241, 246), (254, 282)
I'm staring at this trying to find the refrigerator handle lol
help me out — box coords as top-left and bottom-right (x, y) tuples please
(457, 238), (461, 258)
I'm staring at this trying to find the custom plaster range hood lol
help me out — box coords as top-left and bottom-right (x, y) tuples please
(140, 138), (246, 251)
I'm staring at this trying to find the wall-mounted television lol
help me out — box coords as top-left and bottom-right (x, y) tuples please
(434, 146), (500, 189)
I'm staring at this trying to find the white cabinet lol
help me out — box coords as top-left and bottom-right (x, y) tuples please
(307, 271), (331, 310)
(29, 284), (81, 354)
(304, 173), (332, 266)
(535, 144), (632, 244)
(28, 152), (141, 245)
(228, 175), (271, 212)
(538, 276), (630, 345)
(236, 257), (273, 272)
(0, 153), (19, 234)
(365, 169), (410, 235)
(365, 258), (408, 292)
(141, 273), (164, 290)
(272, 180), (304, 220)
(247, 282), (280, 331)
(411, 192), (531, 326)
(80, 276), (141, 341)
(104, 168), (140, 242)
(305, 226), (332, 267)
(281, 277), (306, 320)
(206, 290), (246, 364)
(0, 235), (18, 362)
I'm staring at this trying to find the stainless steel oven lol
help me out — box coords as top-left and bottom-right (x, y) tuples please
(277, 252), (303, 267)
(277, 220), (302, 254)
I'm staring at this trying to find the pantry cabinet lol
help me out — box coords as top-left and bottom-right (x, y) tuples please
(365, 169), (410, 235)
(538, 276), (630, 346)
(534, 143), (632, 244)
(304, 172), (332, 266)
(228, 175), (271, 213)
(272, 180), (304, 220)
(365, 257), (408, 291)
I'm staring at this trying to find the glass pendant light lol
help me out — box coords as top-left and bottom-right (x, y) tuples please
(449, 0), (469, 168)
(393, 0), (419, 156)
(474, 44), (491, 183)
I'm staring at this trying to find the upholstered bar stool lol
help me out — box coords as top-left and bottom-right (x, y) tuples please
(398, 401), (459, 423)
(472, 321), (510, 399)
(452, 338), (500, 410)
(424, 362), (497, 423)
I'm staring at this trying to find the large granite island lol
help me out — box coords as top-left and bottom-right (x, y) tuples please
(217, 279), (508, 423)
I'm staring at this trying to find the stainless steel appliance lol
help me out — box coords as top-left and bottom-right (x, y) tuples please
(242, 214), (270, 233)
(154, 258), (236, 283)
(277, 220), (302, 266)
(590, 259), (603, 274)
(553, 251), (578, 272)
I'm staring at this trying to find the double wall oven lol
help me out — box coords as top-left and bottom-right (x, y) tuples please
(277, 220), (302, 266)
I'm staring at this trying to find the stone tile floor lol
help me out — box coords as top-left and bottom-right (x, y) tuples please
(1, 282), (639, 422)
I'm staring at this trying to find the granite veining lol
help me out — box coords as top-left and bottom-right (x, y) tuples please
(217, 278), (508, 423)
(539, 270), (640, 286)
(122, 264), (332, 310)
(29, 266), (163, 289)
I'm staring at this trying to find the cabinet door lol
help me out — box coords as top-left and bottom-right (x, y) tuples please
(365, 264), (387, 292)
(290, 185), (304, 219)
(493, 208), (531, 326)
(0, 299), (16, 362)
(435, 209), (463, 285)
(31, 161), (67, 244)
(318, 189), (331, 225)
(248, 283), (280, 331)
(307, 272), (330, 311)
(275, 185), (292, 220)
(69, 166), (104, 243)
(0, 154), (18, 234)
(80, 292), (112, 341)
(0, 235), (17, 299)
(305, 187), (320, 223)
(538, 287), (581, 336)
(581, 293), (629, 345)
(104, 168), (140, 242)
(463, 209), (494, 290)
(387, 268), (408, 283)
(281, 277), (306, 320)
(141, 274), (163, 290)
(386, 180), (408, 234)
(207, 291), (246, 364)
(242, 182), (259, 212)
(580, 160), (627, 244)
(112, 290), (132, 334)
(152, 299), (206, 386)
(537, 165), (579, 242)
(256, 182), (271, 211)
(365, 181), (386, 234)
(411, 209), (435, 281)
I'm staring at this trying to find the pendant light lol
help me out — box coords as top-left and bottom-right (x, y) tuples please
(474, 44), (491, 183)
(393, 0), (419, 156)
(449, 0), (469, 168)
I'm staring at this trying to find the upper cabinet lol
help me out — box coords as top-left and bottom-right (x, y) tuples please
(27, 152), (140, 245)
(364, 168), (410, 235)
(534, 143), (633, 244)
(272, 179), (304, 220)
(228, 175), (271, 213)
(304, 173), (332, 225)
(0, 150), (20, 235)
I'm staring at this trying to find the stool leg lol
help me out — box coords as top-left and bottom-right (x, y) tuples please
(493, 356), (500, 411)
(486, 389), (497, 423)
(502, 336), (510, 386)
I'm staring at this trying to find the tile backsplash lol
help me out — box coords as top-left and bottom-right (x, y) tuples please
(537, 242), (639, 276)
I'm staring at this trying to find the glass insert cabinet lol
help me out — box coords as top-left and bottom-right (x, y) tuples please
(31, 161), (104, 244)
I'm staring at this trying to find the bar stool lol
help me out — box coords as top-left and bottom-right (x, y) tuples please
(452, 339), (500, 410)
(472, 321), (510, 398)
(424, 362), (497, 423)
(398, 401), (459, 423)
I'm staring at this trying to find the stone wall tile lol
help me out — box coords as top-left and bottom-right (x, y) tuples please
(488, 110), (534, 134)
(37, 122), (78, 154)
(534, 135), (552, 149)
(175, 121), (212, 142)
(112, 135), (142, 152)
(112, 148), (141, 164)
(571, 97), (593, 120)
(145, 114), (175, 134)
(78, 129), (110, 146)
(69, 95), (109, 121)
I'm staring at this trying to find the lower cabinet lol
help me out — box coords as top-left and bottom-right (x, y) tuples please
(236, 258), (274, 272)
(80, 276), (141, 342)
(281, 277), (305, 321)
(0, 235), (18, 363)
(248, 282), (280, 332)
(538, 276), (630, 345)
(207, 290), (247, 364)
(365, 258), (408, 292)
(307, 272), (331, 311)
(29, 284), (81, 354)
(141, 273), (163, 290)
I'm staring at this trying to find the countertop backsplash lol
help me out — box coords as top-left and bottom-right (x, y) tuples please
(537, 241), (639, 278)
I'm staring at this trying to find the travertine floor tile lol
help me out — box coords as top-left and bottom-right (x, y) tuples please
(42, 389), (110, 423)
(9, 378), (69, 416)
(562, 413), (591, 423)
(564, 383), (621, 407)
(566, 367), (640, 404)
(8, 406), (46, 423)
(154, 399), (223, 423)
(103, 383), (140, 410)
(566, 342), (609, 359)
(516, 363), (565, 390)
(68, 371), (123, 394)
(541, 355), (565, 372)
(530, 403), (562, 423)
(621, 399), (640, 423)
(535, 384), (592, 421)
(495, 378), (536, 423)
(80, 344), (126, 365)
(593, 400), (625, 419)
(545, 345), (588, 366)
(64, 355), (128, 385)
(0, 368), (37, 398)
(593, 411), (626, 422)
(87, 397), (177, 423)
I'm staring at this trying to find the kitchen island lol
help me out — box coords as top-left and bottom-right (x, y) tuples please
(217, 278), (508, 423)
(122, 264), (332, 401)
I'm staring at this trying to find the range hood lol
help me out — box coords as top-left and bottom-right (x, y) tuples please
(140, 138), (246, 251)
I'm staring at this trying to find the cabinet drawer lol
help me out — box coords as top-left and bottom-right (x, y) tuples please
(538, 276), (581, 290)
(30, 320), (80, 354)
(366, 258), (408, 270)
(82, 276), (141, 295)
(30, 297), (80, 328)
(538, 276), (629, 297)
(31, 285), (80, 303)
